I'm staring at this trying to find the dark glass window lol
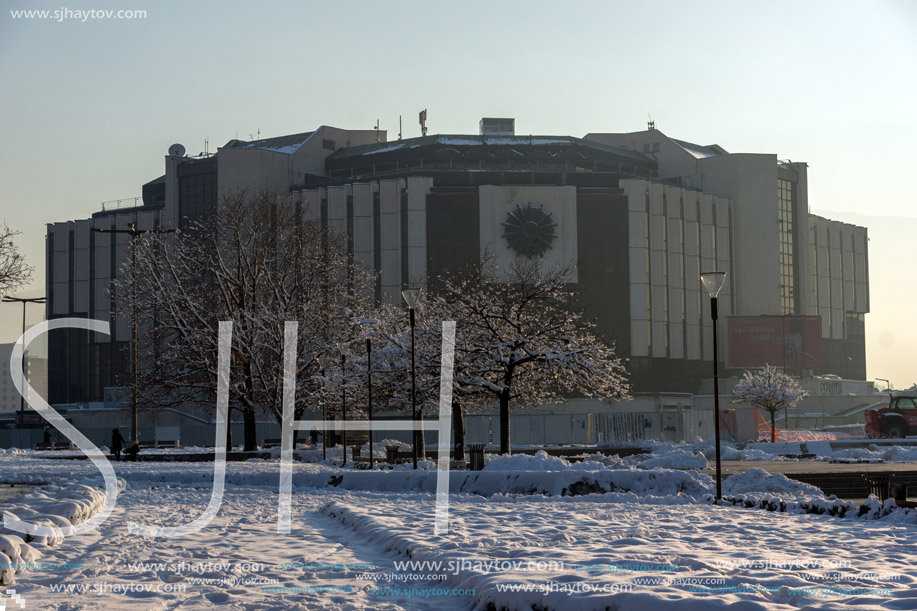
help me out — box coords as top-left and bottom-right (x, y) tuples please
(778, 178), (797, 314)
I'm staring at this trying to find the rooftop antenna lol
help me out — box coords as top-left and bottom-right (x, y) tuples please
(204, 137), (209, 156)
(419, 109), (428, 137)
(398, 115), (402, 141)
(374, 119), (380, 142)
(647, 114), (655, 131)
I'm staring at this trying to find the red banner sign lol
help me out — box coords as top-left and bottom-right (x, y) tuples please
(727, 316), (822, 369)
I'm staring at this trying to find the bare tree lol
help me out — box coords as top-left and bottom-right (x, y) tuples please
(436, 254), (630, 454)
(0, 223), (33, 295)
(732, 365), (807, 443)
(119, 190), (371, 450)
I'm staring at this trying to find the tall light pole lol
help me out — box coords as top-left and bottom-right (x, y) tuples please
(367, 337), (374, 467)
(320, 367), (327, 460)
(317, 352), (337, 461)
(340, 352), (347, 464)
(93, 223), (173, 442)
(2, 296), (46, 427)
(701, 271), (727, 502)
(402, 287), (421, 469)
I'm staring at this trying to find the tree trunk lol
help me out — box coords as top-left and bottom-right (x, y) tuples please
(453, 397), (465, 461)
(770, 409), (777, 443)
(499, 391), (511, 455)
(243, 406), (257, 451)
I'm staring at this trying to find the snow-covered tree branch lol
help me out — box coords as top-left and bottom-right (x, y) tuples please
(0, 222), (33, 295)
(731, 365), (807, 443)
(116, 189), (373, 450)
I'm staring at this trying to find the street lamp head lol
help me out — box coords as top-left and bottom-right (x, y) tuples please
(401, 287), (421, 309)
(700, 271), (727, 298)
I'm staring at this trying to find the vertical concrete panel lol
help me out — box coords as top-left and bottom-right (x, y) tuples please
(52, 223), (71, 316)
(379, 180), (401, 296)
(327, 186), (347, 237)
(406, 177), (431, 288)
(352, 183), (373, 269)
(630, 319), (649, 357)
(685, 323), (701, 360)
(301, 189), (322, 224)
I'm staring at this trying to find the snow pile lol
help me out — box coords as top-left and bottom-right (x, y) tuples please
(722, 468), (825, 499)
(830, 445), (917, 463)
(832, 447), (886, 461)
(885, 446), (917, 462)
(720, 445), (776, 461)
(636, 448), (707, 470)
(316, 456), (714, 499)
(629, 439), (779, 462)
(0, 481), (122, 585)
(0, 533), (41, 586)
(483, 450), (603, 471)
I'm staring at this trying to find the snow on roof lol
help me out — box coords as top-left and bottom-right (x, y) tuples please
(225, 131), (315, 154)
(671, 138), (727, 159)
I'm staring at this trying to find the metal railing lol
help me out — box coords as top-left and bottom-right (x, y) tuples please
(100, 197), (143, 212)
(306, 158), (659, 187)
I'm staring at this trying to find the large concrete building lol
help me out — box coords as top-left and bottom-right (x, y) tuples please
(44, 121), (869, 404)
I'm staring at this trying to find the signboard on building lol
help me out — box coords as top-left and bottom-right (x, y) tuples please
(16, 411), (45, 427)
(727, 316), (822, 369)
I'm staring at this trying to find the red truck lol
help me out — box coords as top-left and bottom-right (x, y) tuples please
(865, 393), (917, 438)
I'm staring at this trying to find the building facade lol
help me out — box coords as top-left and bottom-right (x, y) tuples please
(45, 122), (869, 403)
(0, 342), (48, 419)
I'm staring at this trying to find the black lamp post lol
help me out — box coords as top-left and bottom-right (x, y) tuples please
(401, 287), (420, 469)
(340, 352), (347, 465)
(701, 271), (727, 502)
(366, 337), (374, 467)
(318, 366), (328, 460)
(2, 296), (46, 427)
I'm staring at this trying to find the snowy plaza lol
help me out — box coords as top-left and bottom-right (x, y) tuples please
(1, 443), (916, 610)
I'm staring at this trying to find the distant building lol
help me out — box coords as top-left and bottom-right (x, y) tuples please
(0, 342), (48, 418)
(45, 121), (869, 404)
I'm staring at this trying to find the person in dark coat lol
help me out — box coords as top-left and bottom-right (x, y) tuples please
(43, 427), (51, 446)
(111, 429), (124, 461)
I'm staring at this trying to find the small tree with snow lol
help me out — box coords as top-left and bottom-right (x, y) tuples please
(731, 365), (807, 443)
(436, 254), (630, 455)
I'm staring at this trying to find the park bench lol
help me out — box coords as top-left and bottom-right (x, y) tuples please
(261, 438), (314, 449)
(137, 440), (181, 449)
(34, 441), (74, 451)
(864, 473), (917, 508)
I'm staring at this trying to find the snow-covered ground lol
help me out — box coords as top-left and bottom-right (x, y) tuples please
(1, 445), (916, 610)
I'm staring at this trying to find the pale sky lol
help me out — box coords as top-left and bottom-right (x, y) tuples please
(1, 0), (915, 387)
